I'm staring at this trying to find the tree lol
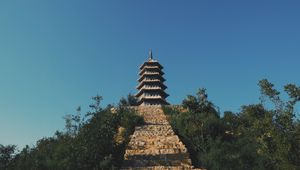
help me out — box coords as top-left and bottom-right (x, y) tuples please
(165, 82), (300, 169)
(0, 144), (16, 169)
(165, 88), (223, 167)
(5, 94), (144, 170)
(64, 106), (83, 137)
(119, 93), (138, 106)
(182, 88), (218, 116)
(284, 84), (300, 113)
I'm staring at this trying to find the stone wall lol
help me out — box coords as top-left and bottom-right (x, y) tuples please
(122, 106), (198, 170)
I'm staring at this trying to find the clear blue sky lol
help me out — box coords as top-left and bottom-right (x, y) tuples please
(1, 1), (300, 149)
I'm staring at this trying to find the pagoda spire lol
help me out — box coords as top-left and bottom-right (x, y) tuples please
(149, 49), (153, 60)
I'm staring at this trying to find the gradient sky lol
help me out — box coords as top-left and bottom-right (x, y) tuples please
(1, 1), (300, 149)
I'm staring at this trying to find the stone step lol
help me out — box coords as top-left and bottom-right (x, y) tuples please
(123, 159), (192, 167)
(125, 147), (187, 155)
(125, 152), (190, 160)
(121, 165), (194, 170)
(123, 106), (195, 169)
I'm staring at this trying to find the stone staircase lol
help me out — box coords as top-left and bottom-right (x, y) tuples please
(122, 106), (196, 170)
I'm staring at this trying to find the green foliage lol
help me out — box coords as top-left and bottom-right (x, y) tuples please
(182, 88), (219, 116)
(119, 93), (138, 106)
(284, 84), (300, 112)
(164, 89), (223, 167)
(258, 79), (281, 105)
(3, 80), (300, 169)
(164, 81), (300, 170)
(0, 144), (16, 169)
(4, 95), (143, 170)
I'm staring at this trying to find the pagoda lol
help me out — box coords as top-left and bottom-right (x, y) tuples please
(135, 50), (169, 106)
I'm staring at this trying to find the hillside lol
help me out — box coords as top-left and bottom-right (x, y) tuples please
(1, 79), (300, 170)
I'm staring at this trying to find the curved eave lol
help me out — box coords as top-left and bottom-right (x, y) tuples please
(136, 85), (167, 91)
(139, 68), (164, 76)
(136, 80), (167, 89)
(135, 89), (169, 98)
(139, 61), (163, 70)
(138, 74), (166, 82)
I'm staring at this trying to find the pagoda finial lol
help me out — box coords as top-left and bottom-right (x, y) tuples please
(149, 49), (153, 60)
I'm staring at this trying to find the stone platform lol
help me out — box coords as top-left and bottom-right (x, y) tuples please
(122, 106), (196, 170)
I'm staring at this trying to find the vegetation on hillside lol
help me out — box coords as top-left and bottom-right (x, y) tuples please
(0, 95), (143, 170)
(163, 79), (300, 170)
(1, 80), (300, 169)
